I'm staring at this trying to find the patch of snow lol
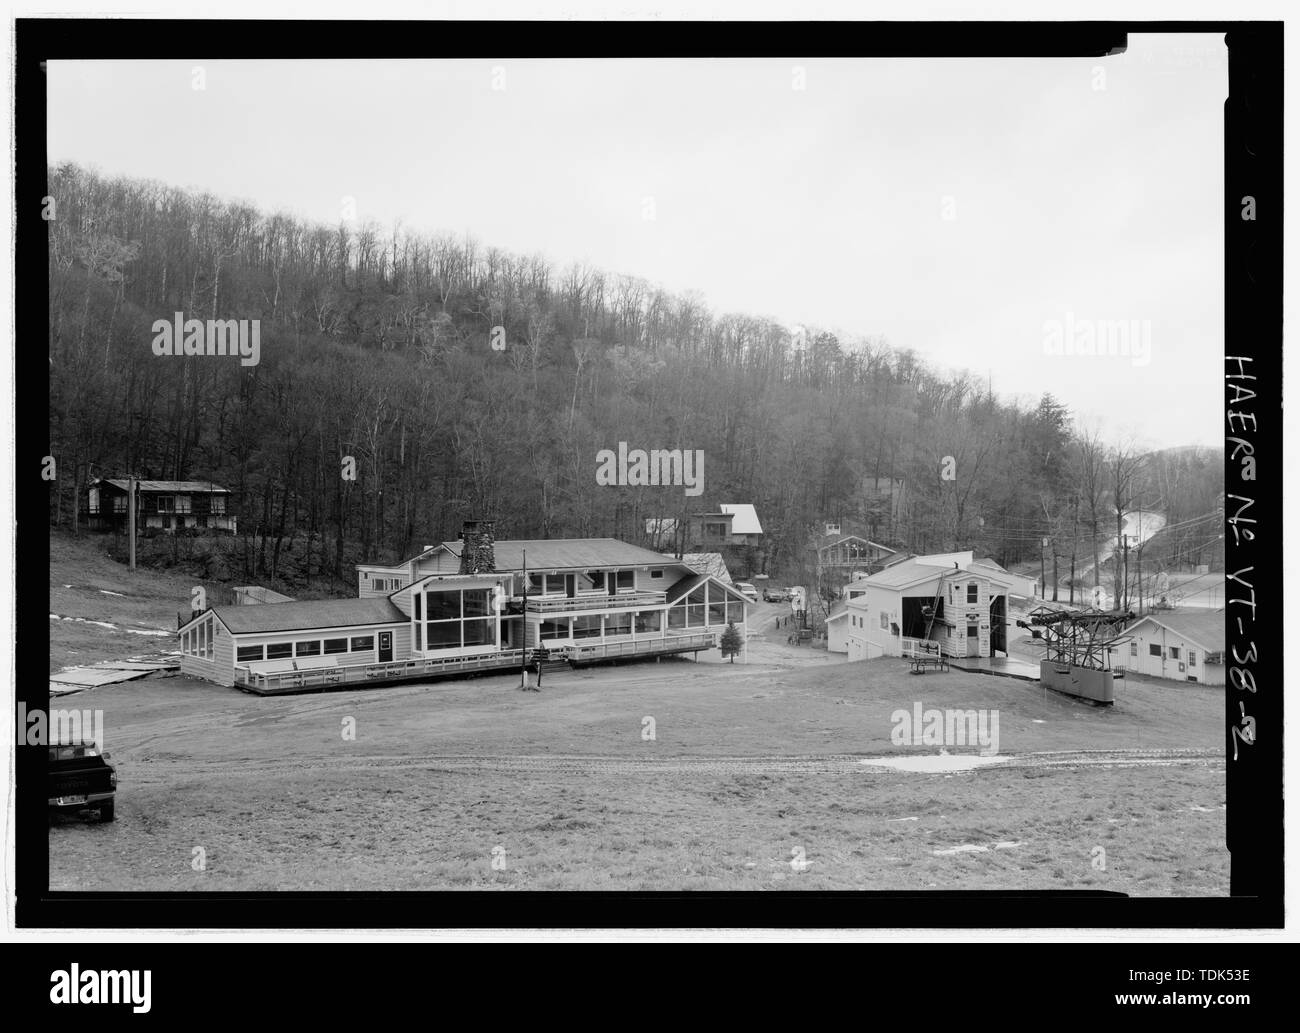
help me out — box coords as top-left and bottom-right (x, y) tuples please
(933, 840), (1022, 856)
(860, 754), (1011, 774)
(127, 628), (171, 636)
(99, 589), (125, 597)
(50, 614), (117, 630)
(887, 816), (920, 822)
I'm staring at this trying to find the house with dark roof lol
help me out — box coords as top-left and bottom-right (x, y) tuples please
(841, 551), (1018, 661)
(1122, 610), (1226, 684)
(85, 478), (237, 534)
(180, 522), (749, 690)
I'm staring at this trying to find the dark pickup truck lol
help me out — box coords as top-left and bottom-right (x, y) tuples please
(49, 741), (117, 822)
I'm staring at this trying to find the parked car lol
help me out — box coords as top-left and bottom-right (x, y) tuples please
(734, 582), (759, 603)
(48, 741), (116, 822)
(763, 587), (790, 603)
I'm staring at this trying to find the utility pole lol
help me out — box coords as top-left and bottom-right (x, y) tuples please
(128, 474), (137, 572)
(519, 547), (530, 691)
(1135, 512), (1144, 615)
(1040, 536), (1048, 601)
(1121, 534), (1130, 611)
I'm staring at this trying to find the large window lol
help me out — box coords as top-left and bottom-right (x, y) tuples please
(266, 642), (293, 660)
(615, 570), (635, 592)
(707, 582), (726, 625)
(668, 605), (686, 630)
(175, 495), (192, 514)
(156, 496), (175, 513)
(573, 614), (602, 639)
(350, 636), (374, 652)
(528, 573), (567, 595)
(237, 645), (265, 663)
(605, 612), (631, 637)
(967, 584), (978, 603)
(296, 640), (321, 657)
(687, 586), (707, 627)
(323, 638), (348, 655)
(113, 495), (128, 513)
(420, 588), (497, 650)
(540, 618), (570, 640)
(1149, 644), (1162, 657)
(210, 495), (226, 515)
(427, 622), (460, 647)
(635, 611), (662, 633)
(426, 590), (460, 621)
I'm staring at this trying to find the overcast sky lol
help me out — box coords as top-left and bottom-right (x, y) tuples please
(48, 34), (1226, 450)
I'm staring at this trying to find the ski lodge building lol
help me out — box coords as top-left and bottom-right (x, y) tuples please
(840, 551), (1020, 662)
(177, 522), (749, 692)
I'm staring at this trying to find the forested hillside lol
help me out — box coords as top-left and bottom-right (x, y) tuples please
(46, 163), (1223, 591)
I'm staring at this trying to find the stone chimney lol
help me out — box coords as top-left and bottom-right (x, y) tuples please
(458, 520), (496, 574)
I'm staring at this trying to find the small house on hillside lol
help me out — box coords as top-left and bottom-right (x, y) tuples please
(1122, 611), (1226, 684)
(686, 505), (763, 549)
(814, 533), (899, 592)
(842, 551), (1017, 662)
(86, 478), (236, 535)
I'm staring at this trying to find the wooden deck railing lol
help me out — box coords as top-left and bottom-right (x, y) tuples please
(525, 591), (666, 613)
(234, 649), (527, 693)
(568, 632), (716, 662)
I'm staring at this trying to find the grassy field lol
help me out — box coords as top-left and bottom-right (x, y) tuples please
(48, 632), (1227, 893)
(48, 534), (218, 672)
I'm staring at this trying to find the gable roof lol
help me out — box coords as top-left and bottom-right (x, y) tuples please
(390, 572), (506, 600)
(864, 554), (1016, 591)
(663, 572), (750, 605)
(719, 504), (763, 534)
(816, 533), (897, 554)
(102, 478), (230, 494)
(1128, 611), (1226, 653)
(184, 597), (407, 636)
(438, 537), (678, 572)
(675, 552), (732, 583)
